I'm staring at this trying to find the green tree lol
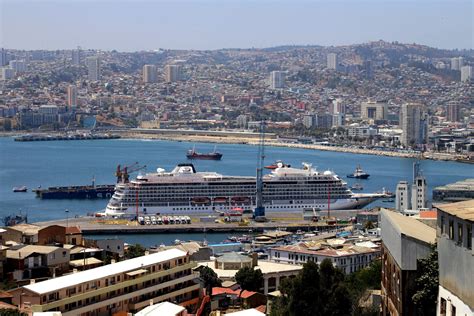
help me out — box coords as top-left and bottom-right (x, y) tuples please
(0, 309), (27, 316)
(124, 244), (146, 259)
(412, 244), (438, 316)
(235, 267), (264, 292)
(199, 266), (222, 294)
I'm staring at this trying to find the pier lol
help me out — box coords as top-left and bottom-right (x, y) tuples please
(14, 133), (121, 142)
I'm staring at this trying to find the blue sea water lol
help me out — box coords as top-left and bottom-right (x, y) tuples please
(1, 136), (472, 224)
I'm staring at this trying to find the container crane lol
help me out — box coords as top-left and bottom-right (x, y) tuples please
(254, 120), (266, 221)
(115, 162), (146, 183)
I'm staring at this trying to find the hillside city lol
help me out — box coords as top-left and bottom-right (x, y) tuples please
(0, 41), (473, 162)
(0, 40), (473, 316)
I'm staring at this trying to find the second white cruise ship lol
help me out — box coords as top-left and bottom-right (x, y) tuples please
(105, 162), (383, 215)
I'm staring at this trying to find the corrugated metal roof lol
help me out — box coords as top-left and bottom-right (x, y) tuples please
(434, 200), (474, 221)
(23, 248), (186, 295)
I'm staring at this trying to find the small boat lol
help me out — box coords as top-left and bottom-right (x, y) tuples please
(350, 183), (364, 191)
(347, 165), (370, 179)
(3, 213), (28, 226)
(13, 186), (28, 193)
(186, 145), (223, 160)
(265, 160), (291, 169)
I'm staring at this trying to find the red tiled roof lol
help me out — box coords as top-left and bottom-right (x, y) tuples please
(211, 287), (258, 299)
(255, 305), (267, 313)
(66, 226), (82, 234)
(0, 301), (18, 310)
(0, 290), (13, 298)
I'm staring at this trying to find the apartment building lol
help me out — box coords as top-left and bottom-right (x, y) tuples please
(10, 249), (200, 316)
(380, 209), (436, 316)
(269, 240), (380, 274)
(435, 200), (474, 316)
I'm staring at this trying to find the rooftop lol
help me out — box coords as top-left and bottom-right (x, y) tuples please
(434, 200), (474, 221)
(216, 252), (252, 263)
(23, 248), (186, 295)
(135, 301), (185, 316)
(6, 245), (63, 259)
(381, 209), (436, 244)
(434, 178), (474, 191)
(198, 260), (302, 279)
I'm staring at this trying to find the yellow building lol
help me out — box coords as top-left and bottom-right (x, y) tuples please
(10, 249), (200, 316)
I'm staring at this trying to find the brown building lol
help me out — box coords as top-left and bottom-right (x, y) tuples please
(1, 224), (40, 245)
(380, 209), (436, 316)
(38, 225), (82, 246)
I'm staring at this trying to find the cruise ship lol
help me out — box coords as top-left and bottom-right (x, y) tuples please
(104, 163), (384, 215)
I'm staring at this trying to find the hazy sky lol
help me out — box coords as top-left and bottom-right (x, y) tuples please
(1, 0), (473, 51)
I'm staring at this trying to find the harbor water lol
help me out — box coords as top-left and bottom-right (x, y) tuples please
(1, 137), (472, 225)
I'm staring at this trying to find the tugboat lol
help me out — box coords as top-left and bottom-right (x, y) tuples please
(265, 160), (291, 169)
(347, 165), (370, 179)
(12, 186), (28, 192)
(186, 146), (223, 160)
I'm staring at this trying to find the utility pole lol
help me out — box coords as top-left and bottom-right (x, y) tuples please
(254, 120), (266, 220)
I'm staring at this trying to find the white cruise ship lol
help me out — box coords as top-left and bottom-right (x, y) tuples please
(104, 163), (383, 215)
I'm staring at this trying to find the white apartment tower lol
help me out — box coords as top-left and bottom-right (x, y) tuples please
(143, 64), (157, 83)
(327, 53), (337, 70)
(400, 103), (428, 148)
(71, 47), (81, 65)
(164, 64), (182, 83)
(270, 71), (285, 89)
(450, 57), (464, 71)
(86, 56), (101, 81)
(460, 65), (473, 82)
(67, 85), (77, 109)
(395, 181), (410, 212)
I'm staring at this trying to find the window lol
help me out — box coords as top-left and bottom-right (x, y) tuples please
(451, 304), (456, 316)
(440, 215), (445, 234)
(440, 298), (446, 316)
(457, 223), (463, 245)
(449, 220), (454, 239)
(467, 225), (472, 250)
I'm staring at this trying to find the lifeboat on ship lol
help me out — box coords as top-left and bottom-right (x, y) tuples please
(192, 197), (211, 205)
(231, 196), (251, 204)
(213, 197), (228, 204)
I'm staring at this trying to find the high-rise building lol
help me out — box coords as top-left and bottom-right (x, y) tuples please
(270, 71), (285, 89)
(460, 65), (473, 82)
(451, 57), (464, 71)
(332, 113), (345, 127)
(400, 103), (428, 148)
(361, 100), (388, 120)
(446, 102), (460, 122)
(332, 98), (346, 114)
(9, 60), (27, 73)
(395, 181), (410, 212)
(67, 85), (77, 109)
(435, 200), (474, 315)
(142, 64), (157, 83)
(411, 162), (427, 211)
(71, 47), (81, 65)
(86, 56), (100, 81)
(303, 114), (316, 129)
(0, 67), (14, 80)
(164, 64), (182, 83)
(1, 48), (8, 66)
(327, 53), (337, 70)
(236, 114), (249, 128)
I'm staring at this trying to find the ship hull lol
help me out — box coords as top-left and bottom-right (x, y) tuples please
(105, 196), (378, 215)
(34, 185), (115, 199)
(186, 153), (223, 160)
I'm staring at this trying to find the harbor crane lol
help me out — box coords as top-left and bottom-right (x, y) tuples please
(254, 120), (266, 221)
(115, 162), (146, 183)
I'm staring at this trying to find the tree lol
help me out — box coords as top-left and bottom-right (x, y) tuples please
(235, 267), (264, 292)
(199, 266), (222, 294)
(124, 244), (146, 259)
(0, 309), (27, 316)
(412, 244), (438, 316)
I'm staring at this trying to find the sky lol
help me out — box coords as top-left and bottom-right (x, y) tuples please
(1, 0), (473, 51)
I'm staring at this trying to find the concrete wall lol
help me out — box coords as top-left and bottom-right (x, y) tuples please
(437, 285), (474, 316)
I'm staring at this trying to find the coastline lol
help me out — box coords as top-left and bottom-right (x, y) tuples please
(1, 130), (471, 163)
(122, 131), (471, 162)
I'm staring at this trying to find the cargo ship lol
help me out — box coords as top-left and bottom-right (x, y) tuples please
(33, 178), (115, 199)
(186, 146), (223, 160)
